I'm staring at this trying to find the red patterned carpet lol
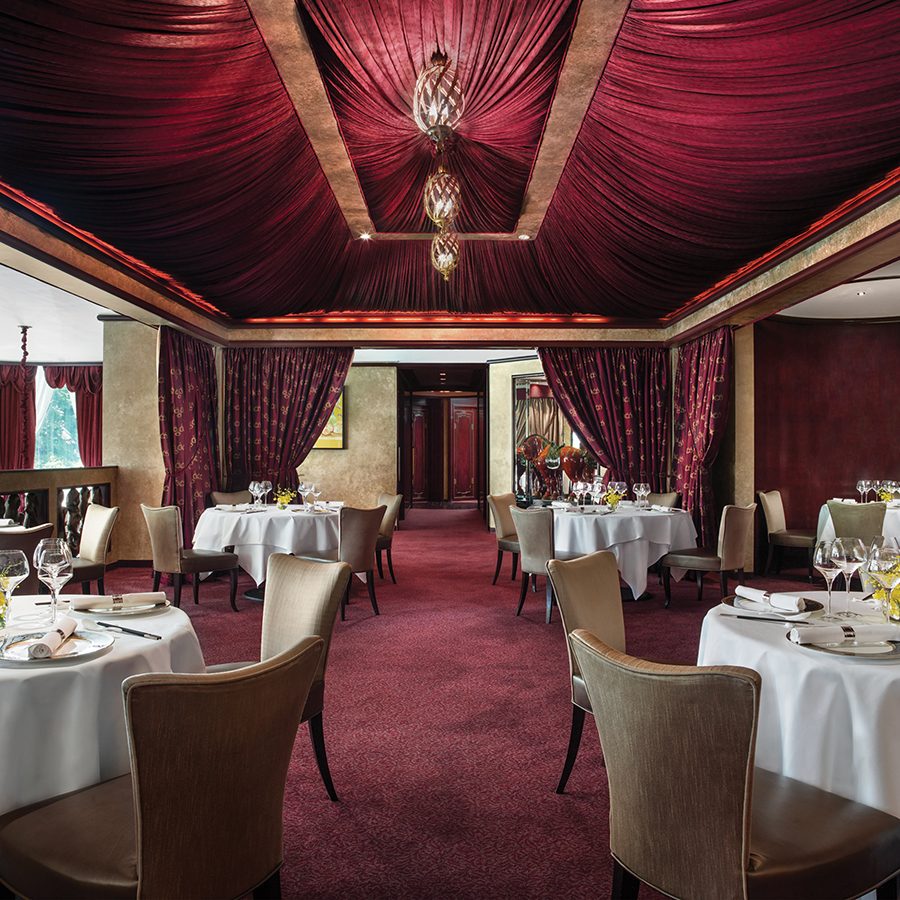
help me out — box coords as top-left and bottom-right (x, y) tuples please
(102, 508), (808, 899)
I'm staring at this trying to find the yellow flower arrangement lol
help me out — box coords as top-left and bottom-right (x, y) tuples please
(870, 560), (900, 621)
(877, 488), (894, 502)
(602, 488), (626, 511)
(274, 486), (297, 509)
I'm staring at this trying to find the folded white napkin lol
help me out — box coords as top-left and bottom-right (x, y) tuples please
(789, 623), (900, 645)
(830, 497), (857, 504)
(216, 503), (250, 511)
(650, 504), (673, 512)
(71, 592), (166, 612)
(551, 500), (572, 509)
(735, 586), (804, 613)
(28, 615), (78, 659)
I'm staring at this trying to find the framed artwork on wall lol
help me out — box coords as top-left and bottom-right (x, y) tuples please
(314, 389), (345, 449)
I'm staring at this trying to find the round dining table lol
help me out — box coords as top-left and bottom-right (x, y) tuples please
(698, 591), (900, 818)
(552, 503), (697, 599)
(0, 595), (205, 815)
(192, 504), (341, 585)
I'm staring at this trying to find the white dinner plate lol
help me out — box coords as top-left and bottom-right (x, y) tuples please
(723, 595), (822, 620)
(0, 628), (115, 665)
(71, 599), (171, 617)
(784, 632), (900, 661)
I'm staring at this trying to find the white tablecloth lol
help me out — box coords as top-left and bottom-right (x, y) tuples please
(192, 505), (340, 584)
(0, 595), (205, 815)
(553, 506), (697, 598)
(698, 591), (900, 817)
(817, 502), (900, 543)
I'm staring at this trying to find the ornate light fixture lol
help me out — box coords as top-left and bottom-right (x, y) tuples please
(431, 229), (460, 282)
(423, 163), (461, 229)
(413, 50), (464, 152)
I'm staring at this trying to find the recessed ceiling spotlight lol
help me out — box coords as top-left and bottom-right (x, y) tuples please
(856, 290), (867, 296)
(518, 233), (530, 240)
(359, 231), (372, 241)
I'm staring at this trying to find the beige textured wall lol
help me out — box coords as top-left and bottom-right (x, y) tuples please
(302, 365), (397, 510)
(103, 321), (164, 561)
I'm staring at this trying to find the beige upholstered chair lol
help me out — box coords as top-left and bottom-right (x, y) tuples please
(647, 491), (680, 508)
(72, 503), (119, 594)
(140, 504), (239, 610)
(210, 553), (352, 801)
(339, 505), (386, 620)
(210, 489), (253, 506)
(828, 500), (887, 546)
(375, 492), (403, 583)
(0, 523), (53, 594)
(0, 636), (324, 900)
(546, 551), (624, 794)
(487, 492), (520, 584)
(509, 506), (556, 623)
(660, 503), (756, 606)
(758, 489), (816, 579)
(569, 629), (900, 900)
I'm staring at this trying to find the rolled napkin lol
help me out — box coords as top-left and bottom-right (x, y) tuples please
(28, 615), (78, 659)
(789, 623), (900, 646)
(650, 504), (673, 512)
(734, 585), (804, 613)
(71, 592), (166, 612)
(0, 518), (13, 526)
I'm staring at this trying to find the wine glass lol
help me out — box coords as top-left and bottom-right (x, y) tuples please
(261, 480), (272, 505)
(592, 480), (604, 506)
(312, 487), (322, 510)
(857, 480), (868, 503)
(248, 480), (259, 506)
(867, 546), (900, 623)
(305, 483), (317, 509)
(813, 540), (841, 621)
(33, 538), (73, 624)
(0, 549), (29, 628)
(832, 537), (867, 618)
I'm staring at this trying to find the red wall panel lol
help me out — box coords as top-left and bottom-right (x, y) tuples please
(754, 319), (900, 528)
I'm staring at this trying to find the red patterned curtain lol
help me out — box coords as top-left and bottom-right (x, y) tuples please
(224, 347), (353, 491)
(673, 327), (733, 546)
(0, 365), (35, 470)
(43, 365), (103, 467)
(158, 328), (220, 546)
(538, 347), (669, 490)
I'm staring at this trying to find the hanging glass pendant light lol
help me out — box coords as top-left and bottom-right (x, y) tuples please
(413, 50), (464, 151)
(423, 163), (461, 229)
(431, 228), (460, 282)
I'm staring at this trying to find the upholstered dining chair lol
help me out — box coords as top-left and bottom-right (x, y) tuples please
(72, 503), (119, 594)
(0, 523), (53, 594)
(546, 551), (624, 794)
(375, 492), (403, 583)
(827, 500), (887, 546)
(569, 629), (900, 900)
(660, 503), (756, 607)
(209, 553), (351, 802)
(509, 506), (556, 623)
(140, 504), (240, 610)
(487, 492), (520, 584)
(757, 489), (816, 580)
(646, 491), (680, 508)
(339, 505), (386, 620)
(0, 636), (324, 900)
(210, 489), (253, 506)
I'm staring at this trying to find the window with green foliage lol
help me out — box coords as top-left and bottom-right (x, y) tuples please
(34, 384), (81, 469)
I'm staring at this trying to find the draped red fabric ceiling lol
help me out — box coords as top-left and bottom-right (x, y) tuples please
(0, 1), (898, 318)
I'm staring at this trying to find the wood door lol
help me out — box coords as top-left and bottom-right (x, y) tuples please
(451, 399), (477, 500)
(411, 401), (428, 501)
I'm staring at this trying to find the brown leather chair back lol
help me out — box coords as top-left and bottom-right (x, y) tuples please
(487, 493), (518, 541)
(339, 506), (385, 574)
(0, 523), (54, 594)
(124, 637), (323, 900)
(261, 553), (351, 684)
(210, 490), (252, 506)
(827, 501), (887, 546)
(757, 490), (786, 535)
(77, 504), (119, 563)
(547, 551), (625, 689)
(717, 503), (756, 571)
(570, 629), (760, 900)
(647, 491), (680, 509)
(509, 507), (553, 575)
(376, 493), (403, 541)
(140, 504), (183, 574)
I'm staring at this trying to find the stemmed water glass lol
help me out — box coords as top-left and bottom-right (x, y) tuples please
(813, 540), (841, 621)
(312, 486), (322, 510)
(0, 549), (29, 628)
(832, 537), (867, 618)
(33, 538), (73, 624)
(857, 480), (868, 503)
(633, 482), (650, 508)
(868, 546), (900, 623)
(248, 480), (260, 506)
(591, 480), (604, 506)
(305, 483), (317, 509)
(261, 480), (272, 505)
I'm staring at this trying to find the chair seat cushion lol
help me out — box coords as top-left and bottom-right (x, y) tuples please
(375, 535), (392, 551)
(572, 674), (592, 713)
(180, 548), (239, 574)
(748, 768), (900, 900)
(770, 529), (817, 548)
(498, 538), (520, 553)
(661, 547), (722, 571)
(0, 774), (137, 900)
(72, 557), (105, 581)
